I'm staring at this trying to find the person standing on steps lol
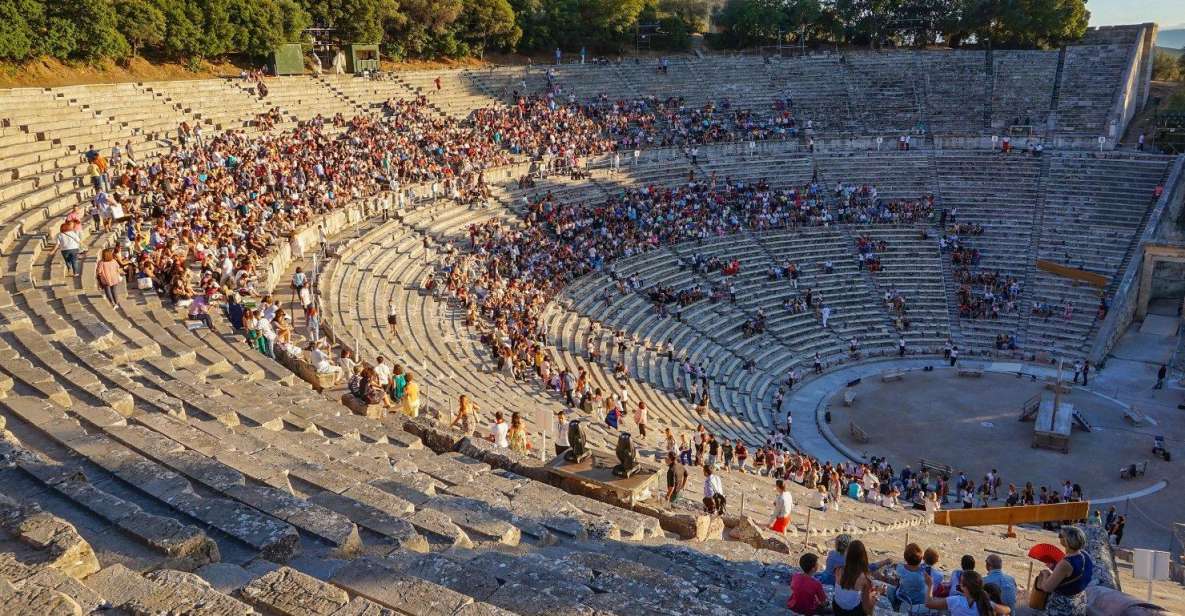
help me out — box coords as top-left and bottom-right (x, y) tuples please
(553, 408), (570, 456)
(769, 479), (793, 534)
(634, 401), (648, 441)
(96, 247), (124, 308)
(56, 220), (83, 279)
(666, 453), (687, 504)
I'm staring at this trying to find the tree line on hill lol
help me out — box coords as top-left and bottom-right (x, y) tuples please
(0, 0), (1095, 66)
(712, 0), (1090, 50)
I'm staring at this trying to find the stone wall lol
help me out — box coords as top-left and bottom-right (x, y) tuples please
(1106, 23), (1156, 141)
(1151, 261), (1185, 300)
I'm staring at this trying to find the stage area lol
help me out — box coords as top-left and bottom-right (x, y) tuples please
(826, 369), (1172, 504)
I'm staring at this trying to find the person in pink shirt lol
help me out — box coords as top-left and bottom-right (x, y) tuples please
(788, 553), (831, 615)
(95, 248), (124, 308)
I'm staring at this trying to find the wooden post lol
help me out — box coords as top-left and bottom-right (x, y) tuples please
(801, 508), (811, 548)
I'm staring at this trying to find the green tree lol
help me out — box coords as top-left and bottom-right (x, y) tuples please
(713, 0), (786, 48)
(1151, 50), (1181, 81)
(514, 0), (646, 52)
(0, 0), (42, 61)
(981, 0), (1089, 48)
(60, 0), (130, 60)
(228, 0), (311, 57)
(116, 0), (166, 57)
(508, 0), (551, 50)
(454, 0), (521, 58)
(386, 0), (463, 57)
(659, 0), (711, 32)
(300, 0), (398, 44)
(153, 0), (204, 58)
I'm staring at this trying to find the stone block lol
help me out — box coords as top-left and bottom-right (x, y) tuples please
(421, 495), (521, 546)
(98, 389), (135, 416)
(10, 511), (100, 578)
(51, 476), (217, 565)
(340, 394), (383, 419)
(0, 579), (82, 616)
(405, 508), (473, 550)
(330, 559), (473, 616)
(125, 569), (256, 616)
(194, 563), (256, 595)
(20, 567), (108, 613)
(239, 566), (350, 616)
(83, 564), (156, 608)
(329, 597), (396, 616)
(169, 492), (300, 563)
(308, 490), (428, 553)
(223, 484), (362, 558)
(367, 474), (437, 506)
(726, 515), (765, 548)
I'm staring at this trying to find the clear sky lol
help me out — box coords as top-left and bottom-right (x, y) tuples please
(1088, 0), (1185, 29)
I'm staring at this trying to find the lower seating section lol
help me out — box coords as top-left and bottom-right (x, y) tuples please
(935, 152), (1043, 351)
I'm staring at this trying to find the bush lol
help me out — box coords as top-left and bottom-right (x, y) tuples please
(1152, 50), (1181, 82)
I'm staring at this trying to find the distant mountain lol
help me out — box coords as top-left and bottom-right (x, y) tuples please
(1157, 28), (1185, 50)
(1158, 46), (1182, 58)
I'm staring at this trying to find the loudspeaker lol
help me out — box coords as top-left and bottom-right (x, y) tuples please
(846, 378), (861, 387)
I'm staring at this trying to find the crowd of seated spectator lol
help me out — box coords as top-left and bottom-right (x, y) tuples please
(854, 235), (888, 273)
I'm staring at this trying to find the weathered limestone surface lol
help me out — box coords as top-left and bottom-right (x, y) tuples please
(420, 496), (520, 546)
(239, 566), (350, 616)
(83, 564), (157, 608)
(331, 558), (476, 616)
(0, 578), (83, 616)
(0, 494), (100, 578)
(224, 483), (362, 557)
(124, 569), (257, 616)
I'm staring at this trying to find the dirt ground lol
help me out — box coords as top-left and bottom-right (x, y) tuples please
(826, 370), (1181, 549)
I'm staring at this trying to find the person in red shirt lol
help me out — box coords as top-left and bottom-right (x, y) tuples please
(788, 553), (831, 615)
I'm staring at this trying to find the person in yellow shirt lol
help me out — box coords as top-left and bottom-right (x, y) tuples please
(402, 372), (421, 418)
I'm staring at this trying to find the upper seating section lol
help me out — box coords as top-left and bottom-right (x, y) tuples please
(448, 26), (1144, 144)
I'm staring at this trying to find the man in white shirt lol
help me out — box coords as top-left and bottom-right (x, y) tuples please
(491, 411), (509, 448)
(373, 356), (392, 389)
(863, 472), (880, 504)
(770, 479), (793, 533)
(310, 343), (342, 383)
(554, 409), (570, 455)
(702, 466), (725, 515)
(256, 317), (276, 358)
